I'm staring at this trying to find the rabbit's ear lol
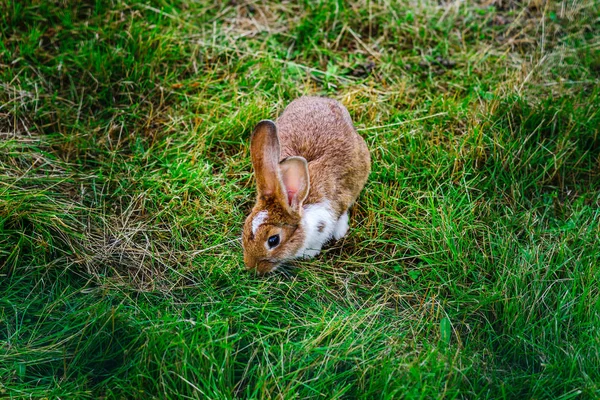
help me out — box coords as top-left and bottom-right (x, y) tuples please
(250, 120), (282, 198)
(279, 156), (309, 211)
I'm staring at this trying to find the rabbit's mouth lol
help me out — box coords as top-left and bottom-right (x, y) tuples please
(247, 259), (280, 275)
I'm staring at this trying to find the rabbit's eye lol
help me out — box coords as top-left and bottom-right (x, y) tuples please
(267, 235), (280, 249)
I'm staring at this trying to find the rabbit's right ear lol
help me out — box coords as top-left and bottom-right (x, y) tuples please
(250, 120), (283, 198)
(279, 156), (309, 211)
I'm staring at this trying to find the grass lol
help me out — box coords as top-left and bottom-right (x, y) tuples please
(1, 0), (599, 398)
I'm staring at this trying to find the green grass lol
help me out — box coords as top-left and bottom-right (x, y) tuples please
(1, 0), (599, 398)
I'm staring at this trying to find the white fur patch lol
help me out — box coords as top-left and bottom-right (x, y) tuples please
(333, 211), (349, 240)
(252, 211), (268, 235)
(295, 201), (336, 259)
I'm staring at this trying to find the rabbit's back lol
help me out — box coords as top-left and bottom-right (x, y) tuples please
(276, 97), (370, 215)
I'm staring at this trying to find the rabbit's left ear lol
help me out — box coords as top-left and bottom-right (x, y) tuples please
(279, 156), (310, 212)
(250, 120), (283, 199)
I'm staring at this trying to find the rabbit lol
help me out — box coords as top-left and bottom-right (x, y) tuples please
(242, 96), (370, 274)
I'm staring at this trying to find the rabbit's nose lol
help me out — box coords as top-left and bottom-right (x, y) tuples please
(244, 253), (257, 270)
(255, 260), (276, 275)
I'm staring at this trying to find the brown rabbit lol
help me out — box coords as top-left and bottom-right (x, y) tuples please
(242, 96), (370, 274)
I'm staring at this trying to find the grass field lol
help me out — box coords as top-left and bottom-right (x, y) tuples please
(1, 0), (599, 398)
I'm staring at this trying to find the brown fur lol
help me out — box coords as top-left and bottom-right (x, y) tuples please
(276, 97), (371, 215)
(242, 97), (371, 274)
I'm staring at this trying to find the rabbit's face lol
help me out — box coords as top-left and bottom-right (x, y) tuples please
(243, 120), (310, 273)
(242, 207), (304, 274)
